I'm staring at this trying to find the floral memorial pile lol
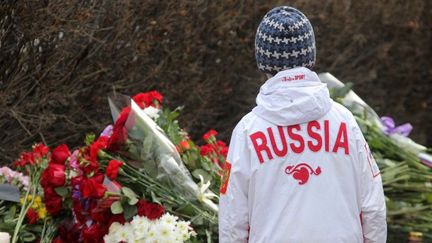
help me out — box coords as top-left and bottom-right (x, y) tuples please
(0, 75), (431, 242)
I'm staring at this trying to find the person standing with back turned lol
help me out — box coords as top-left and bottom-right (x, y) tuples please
(218, 6), (387, 243)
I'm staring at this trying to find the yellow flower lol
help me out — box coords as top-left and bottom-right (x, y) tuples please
(37, 207), (47, 220)
(34, 196), (42, 205)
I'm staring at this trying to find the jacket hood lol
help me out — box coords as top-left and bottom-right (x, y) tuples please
(252, 67), (332, 126)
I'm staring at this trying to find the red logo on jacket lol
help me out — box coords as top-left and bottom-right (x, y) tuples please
(285, 163), (321, 185)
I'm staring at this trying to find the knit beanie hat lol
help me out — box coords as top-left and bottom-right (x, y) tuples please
(255, 6), (316, 75)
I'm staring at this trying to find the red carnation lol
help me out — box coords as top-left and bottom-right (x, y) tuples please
(115, 107), (131, 128)
(82, 223), (107, 243)
(44, 193), (63, 216)
(106, 160), (124, 180)
(108, 214), (126, 226)
(51, 144), (71, 164)
(200, 144), (214, 156)
(80, 174), (107, 199)
(14, 152), (35, 167)
(89, 137), (108, 161)
(52, 237), (65, 243)
(40, 163), (66, 187)
(107, 126), (128, 152)
(137, 199), (164, 220)
(26, 208), (39, 224)
(133, 91), (163, 109)
(148, 91), (163, 107)
(203, 129), (218, 141)
(33, 143), (49, 158)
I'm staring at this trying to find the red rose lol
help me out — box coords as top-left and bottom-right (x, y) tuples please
(33, 143), (50, 158)
(51, 144), (71, 164)
(26, 208), (39, 224)
(82, 223), (107, 243)
(203, 129), (218, 141)
(41, 163), (66, 187)
(45, 195), (63, 216)
(80, 174), (107, 199)
(137, 199), (164, 220)
(106, 160), (124, 180)
(200, 144), (214, 156)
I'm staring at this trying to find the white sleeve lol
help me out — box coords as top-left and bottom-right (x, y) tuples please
(219, 122), (250, 243)
(354, 123), (387, 243)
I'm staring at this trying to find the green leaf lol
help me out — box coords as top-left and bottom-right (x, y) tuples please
(150, 191), (162, 205)
(85, 133), (96, 146)
(128, 197), (138, 205)
(121, 187), (137, 199)
(110, 201), (123, 214)
(123, 204), (137, 221)
(54, 187), (68, 197)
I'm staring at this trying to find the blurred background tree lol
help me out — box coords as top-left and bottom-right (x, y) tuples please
(1, 0), (431, 163)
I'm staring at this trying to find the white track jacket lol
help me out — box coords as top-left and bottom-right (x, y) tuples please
(219, 67), (387, 243)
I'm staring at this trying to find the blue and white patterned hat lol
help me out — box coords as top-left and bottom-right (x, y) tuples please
(255, 6), (316, 74)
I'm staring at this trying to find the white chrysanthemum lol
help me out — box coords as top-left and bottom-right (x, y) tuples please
(175, 220), (192, 241)
(154, 222), (177, 243)
(131, 215), (152, 239)
(103, 234), (116, 243)
(114, 223), (134, 243)
(159, 213), (178, 226)
(143, 106), (160, 120)
(109, 222), (122, 233)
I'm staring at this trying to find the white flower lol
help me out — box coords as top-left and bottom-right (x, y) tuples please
(153, 223), (176, 242)
(159, 213), (178, 226)
(114, 223), (134, 243)
(197, 175), (219, 212)
(143, 106), (160, 120)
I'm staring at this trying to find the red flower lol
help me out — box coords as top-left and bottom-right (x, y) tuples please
(200, 144), (214, 156)
(52, 237), (65, 243)
(82, 223), (107, 243)
(89, 136), (108, 161)
(216, 140), (229, 157)
(107, 126), (128, 152)
(203, 129), (218, 141)
(106, 160), (124, 180)
(33, 143), (49, 158)
(14, 152), (35, 167)
(108, 214), (126, 225)
(137, 200), (164, 220)
(51, 144), (71, 164)
(41, 163), (66, 187)
(179, 140), (191, 151)
(44, 194), (63, 216)
(80, 174), (107, 199)
(26, 208), (39, 224)
(115, 107), (131, 128)
(133, 91), (163, 109)
(80, 155), (100, 175)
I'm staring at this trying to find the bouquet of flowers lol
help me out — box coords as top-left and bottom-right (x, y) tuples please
(321, 72), (432, 241)
(2, 90), (225, 243)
